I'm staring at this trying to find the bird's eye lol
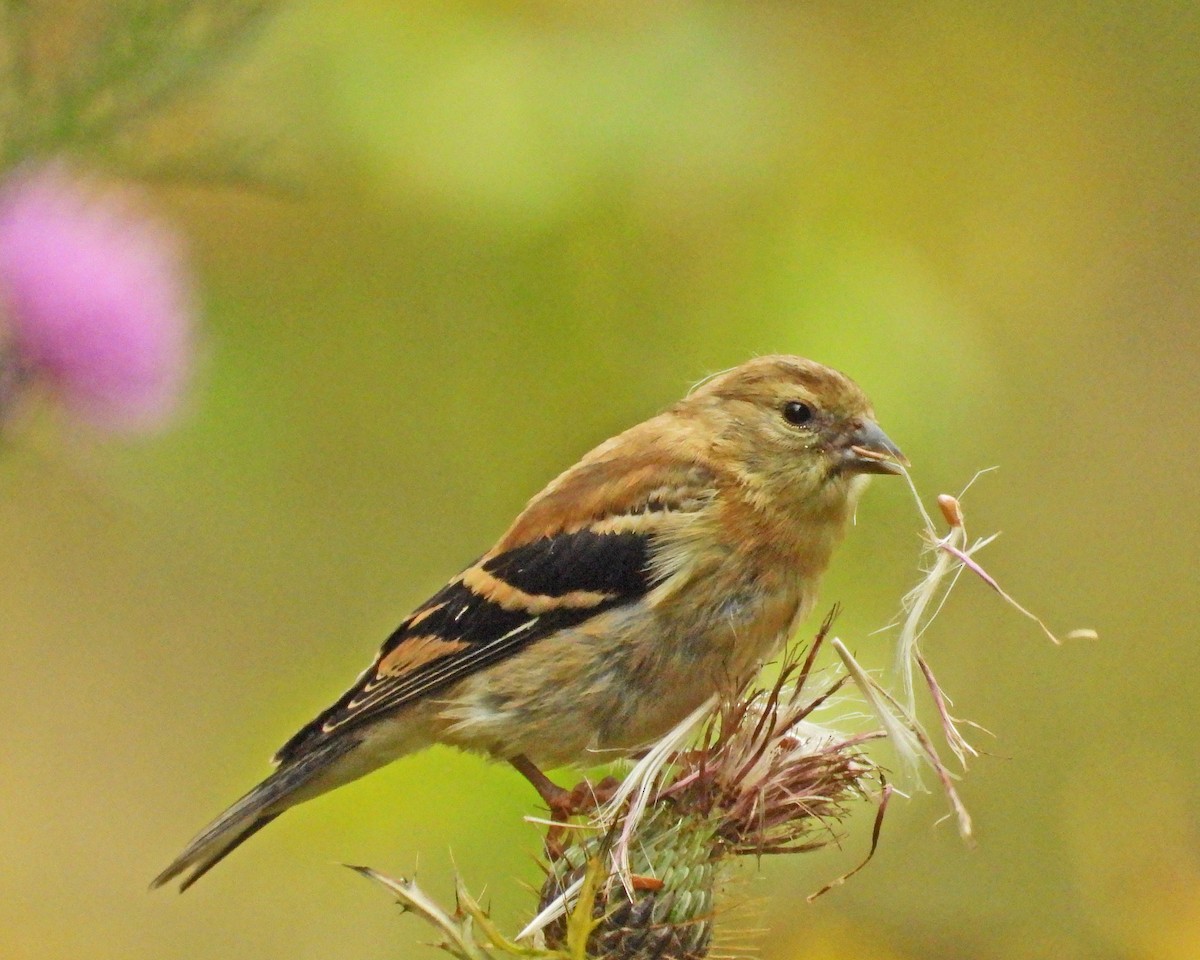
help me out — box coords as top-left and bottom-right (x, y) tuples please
(782, 401), (814, 426)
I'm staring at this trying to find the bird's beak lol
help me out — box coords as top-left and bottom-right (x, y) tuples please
(840, 420), (908, 476)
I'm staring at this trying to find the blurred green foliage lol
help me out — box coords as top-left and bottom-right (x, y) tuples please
(1, 2), (1198, 960)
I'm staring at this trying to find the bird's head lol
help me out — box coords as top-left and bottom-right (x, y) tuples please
(681, 355), (907, 514)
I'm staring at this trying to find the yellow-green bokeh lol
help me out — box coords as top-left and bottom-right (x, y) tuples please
(2, 2), (1197, 959)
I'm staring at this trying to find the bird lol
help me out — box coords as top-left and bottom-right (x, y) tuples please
(152, 354), (905, 892)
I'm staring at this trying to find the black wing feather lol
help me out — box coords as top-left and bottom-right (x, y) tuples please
(482, 530), (649, 597)
(275, 528), (655, 763)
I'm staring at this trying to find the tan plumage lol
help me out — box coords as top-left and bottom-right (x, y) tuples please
(153, 355), (905, 891)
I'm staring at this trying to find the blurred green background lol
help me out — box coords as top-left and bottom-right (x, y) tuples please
(2, 2), (1198, 958)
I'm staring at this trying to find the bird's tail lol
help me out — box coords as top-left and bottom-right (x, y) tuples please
(151, 737), (358, 892)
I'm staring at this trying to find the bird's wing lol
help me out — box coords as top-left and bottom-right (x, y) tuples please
(273, 454), (716, 764)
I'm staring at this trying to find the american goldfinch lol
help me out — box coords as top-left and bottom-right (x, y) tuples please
(153, 355), (905, 891)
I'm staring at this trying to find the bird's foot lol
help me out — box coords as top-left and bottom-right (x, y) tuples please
(510, 755), (625, 859)
(511, 754), (621, 819)
(541, 776), (620, 861)
(563, 775), (620, 817)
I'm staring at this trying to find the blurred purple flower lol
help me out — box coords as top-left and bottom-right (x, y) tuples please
(0, 164), (196, 432)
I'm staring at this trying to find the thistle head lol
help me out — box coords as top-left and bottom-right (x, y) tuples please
(0, 164), (196, 433)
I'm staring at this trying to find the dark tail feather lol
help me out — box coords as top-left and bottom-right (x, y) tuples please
(152, 737), (358, 892)
(173, 813), (279, 892)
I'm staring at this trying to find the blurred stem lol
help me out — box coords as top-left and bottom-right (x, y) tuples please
(98, 143), (304, 198)
(14, 1), (276, 159)
(0, 343), (38, 437)
(0, 0), (34, 161)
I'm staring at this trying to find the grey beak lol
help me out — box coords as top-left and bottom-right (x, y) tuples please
(841, 420), (907, 476)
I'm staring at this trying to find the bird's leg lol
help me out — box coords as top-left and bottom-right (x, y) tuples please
(509, 753), (574, 821)
(511, 755), (624, 861)
(511, 756), (629, 861)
